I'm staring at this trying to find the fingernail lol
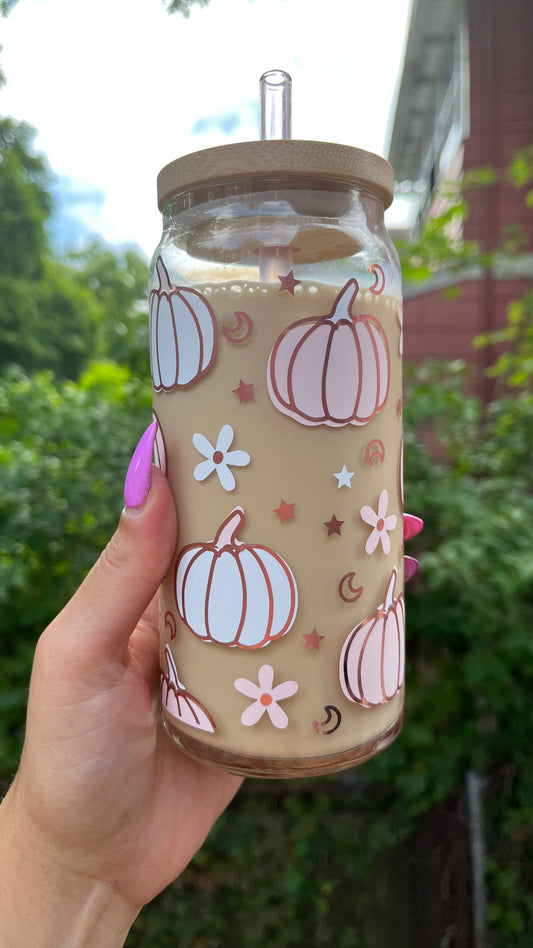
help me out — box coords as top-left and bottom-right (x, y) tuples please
(404, 556), (419, 583)
(124, 421), (158, 509)
(403, 513), (424, 541)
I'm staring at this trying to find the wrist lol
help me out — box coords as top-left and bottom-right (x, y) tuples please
(0, 783), (138, 948)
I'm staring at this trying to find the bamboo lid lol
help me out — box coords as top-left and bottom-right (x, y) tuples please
(157, 140), (395, 210)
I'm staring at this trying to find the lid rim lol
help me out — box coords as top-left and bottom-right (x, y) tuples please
(156, 139), (395, 211)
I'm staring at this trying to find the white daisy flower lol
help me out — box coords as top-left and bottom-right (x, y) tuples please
(193, 424), (250, 492)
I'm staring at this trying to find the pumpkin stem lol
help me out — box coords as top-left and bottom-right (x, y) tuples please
(156, 256), (173, 292)
(383, 568), (398, 611)
(329, 278), (359, 323)
(165, 644), (184, 690)
(214, 507), (245, 549)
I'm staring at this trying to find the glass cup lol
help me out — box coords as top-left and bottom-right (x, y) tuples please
(150, 140), (404, 777)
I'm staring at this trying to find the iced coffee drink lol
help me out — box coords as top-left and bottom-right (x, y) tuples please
(151, 141), (403, 777)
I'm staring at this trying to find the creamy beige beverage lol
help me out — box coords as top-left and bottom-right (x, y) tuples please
(152, 274), (404, 776)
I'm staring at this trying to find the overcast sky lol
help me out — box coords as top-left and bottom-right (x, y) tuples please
(1, 0), (412, 256)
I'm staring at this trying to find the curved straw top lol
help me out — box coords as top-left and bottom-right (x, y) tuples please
(157, 139), (395, 210)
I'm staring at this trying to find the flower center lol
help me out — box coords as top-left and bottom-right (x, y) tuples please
(212, 451), (224, 464)
(260, 693), (273, 707)
(376, 518), (385, 531)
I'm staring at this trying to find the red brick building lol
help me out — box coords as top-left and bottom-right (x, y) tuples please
(387, 0), (533, 397)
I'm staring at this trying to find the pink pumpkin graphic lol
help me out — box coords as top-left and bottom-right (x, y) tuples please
(149, 256), (217, 392)
(175, 507), (298, 649)
(267, 279), (390, 427)
(339, 568), (405, 707)
(160, 645), (216, 733)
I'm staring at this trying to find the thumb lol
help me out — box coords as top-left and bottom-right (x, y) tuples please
(54, 424), (178, 665)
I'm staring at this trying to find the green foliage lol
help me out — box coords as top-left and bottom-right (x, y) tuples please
(476, 290), (533, 390)
(0, 0), (19, 14)
(65, 241), (150, 378)
(2, 357), (532, 940)
(474, 143), (533, 392)
(0, 364), (151, 775)
(0, 118), (52, 280)
(1, 112), (532, 940)
(397, 200), (482, 285)
(128, 789), (410, 948)
(0, 118), (150, 380)
(398, 143), (533, 397)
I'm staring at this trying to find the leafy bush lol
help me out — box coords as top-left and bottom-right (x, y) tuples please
(2, 356), (533, 939)
(0, 363), (151, 776)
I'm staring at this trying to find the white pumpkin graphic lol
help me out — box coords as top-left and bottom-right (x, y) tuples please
(149, 256), (217, 392)
(175, 507), (298, 649)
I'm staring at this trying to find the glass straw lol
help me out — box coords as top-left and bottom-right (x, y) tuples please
(260, 70), (292, 140)
(259, 70), (293, 282)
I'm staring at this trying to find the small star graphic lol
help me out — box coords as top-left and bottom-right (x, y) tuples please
(278, 269), (302, 295)
(233, 379), (255, 403)
(274, 499), (296, 523)
(334, 465), (354, 489)
(324, 514), (344, 536)
(303, 628), (325, 651)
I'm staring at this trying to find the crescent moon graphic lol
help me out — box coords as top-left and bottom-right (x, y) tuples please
(338, 572), (364, 603)
(165, 610), (177, 639)
(365, 438), (385, 467)
(312, 705), (342, 735)
(221, 310), (253, 344)
(369, 263), (385, 295)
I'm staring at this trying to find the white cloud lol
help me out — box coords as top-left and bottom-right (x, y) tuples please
(1, 0), (411, 255)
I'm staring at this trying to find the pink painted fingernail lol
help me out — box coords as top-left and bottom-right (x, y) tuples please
(124, 421), (158, 508)
(404, 556), (419, 583)
(403, 513), (424, 540)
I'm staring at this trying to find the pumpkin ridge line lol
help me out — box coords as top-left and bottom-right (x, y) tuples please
(176, 689), (201, 726)
(165, 678), (215, 731)
(321, 318), (337, 421)
(380, 612), (387, 701)
(176, 546), (211, 638)
(342, 624), (362, 703)
(169, 292), (181, 389)
(371, 315), (390, 410)
(247, 546), (274, 648)
(393, 609), (402, 692)
(267, 322), (311, 415)
(286, 320), (327, 420)
(251, 545), (298, 646)
(182, 286), (217, 371)
(395, 599), (405, 689)
(204, 548), (218, 644)
(359, 615), (380, 707)
(231, 548), (248, 647)
(149, 293), (159, 390)
(354, 320), (364, 419)
(325, 322), (365, 424)
(180, 289), (204, 383)
(154, 294), (164, 393)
